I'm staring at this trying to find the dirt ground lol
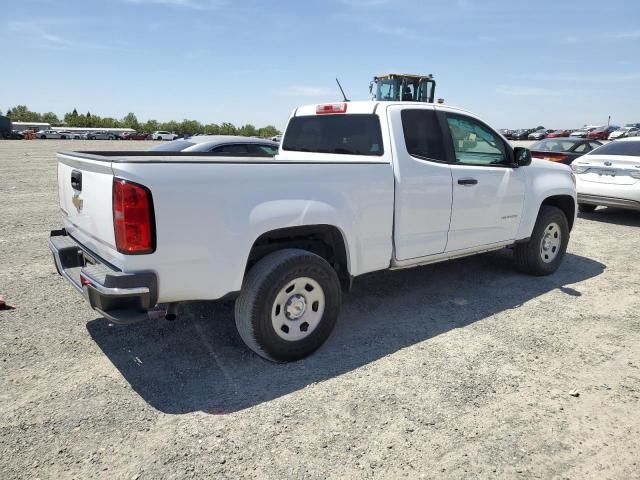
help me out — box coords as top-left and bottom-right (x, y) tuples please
(1, 139), (639, 479)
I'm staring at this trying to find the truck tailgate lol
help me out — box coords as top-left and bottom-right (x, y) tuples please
(57, 153), (117, 260)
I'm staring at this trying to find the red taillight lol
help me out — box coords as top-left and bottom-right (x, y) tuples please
(112, 179), (155, 254)
(316, 103), (347, 114)
(532, 152), (569, 163)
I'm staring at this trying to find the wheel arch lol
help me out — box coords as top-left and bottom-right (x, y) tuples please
(244, 224), (352, 292)
(540, 194), (576, 231)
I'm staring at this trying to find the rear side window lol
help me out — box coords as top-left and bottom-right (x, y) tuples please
(401, 109), (446, 162)
(211, 144), (249, 154)
(247, 144), (278, 156)
(588, 141), (640, 156)
(283, 114), (383, 156)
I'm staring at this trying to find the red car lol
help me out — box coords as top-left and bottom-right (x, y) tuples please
(122, 132), (148, 140)
(587, 126), (619, 140)
(546, 129), (571, 138)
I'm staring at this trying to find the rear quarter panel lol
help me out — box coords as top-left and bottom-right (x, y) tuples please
(111, 160), (394, 302)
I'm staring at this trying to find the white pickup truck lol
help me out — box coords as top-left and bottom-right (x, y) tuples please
(49, 101), (577, 361)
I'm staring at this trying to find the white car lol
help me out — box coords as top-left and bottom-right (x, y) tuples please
(49, 100), (576, 362)
(37, 129), (66, 139)
(608, 127), (639, 140)
(571, 137), (640, 213)
(151, 131), (178, 141)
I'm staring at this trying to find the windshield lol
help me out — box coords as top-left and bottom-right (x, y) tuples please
(149, 140), (195, 152)
(283, 114), (383, 156)
(530, 139), (577, 152)
(588, 141), (640, 156)
(376, 79), (401, 101)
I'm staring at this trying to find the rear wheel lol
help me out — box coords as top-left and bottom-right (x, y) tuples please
(235, 249), (341, 362)
(514, 205), (569, 276)
(40, 135), (46, 139)
(578, 203), (597, 213)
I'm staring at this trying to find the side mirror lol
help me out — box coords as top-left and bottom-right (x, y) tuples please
(514, 146), (532, 167)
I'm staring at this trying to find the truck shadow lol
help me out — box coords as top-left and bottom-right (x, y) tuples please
(87, 250), (605, 414)
(578, 207), (640, 227)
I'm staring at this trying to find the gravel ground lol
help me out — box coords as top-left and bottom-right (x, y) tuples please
(1, 140), (639, 479)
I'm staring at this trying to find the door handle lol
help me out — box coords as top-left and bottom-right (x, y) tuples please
(457, 178), (478, 186)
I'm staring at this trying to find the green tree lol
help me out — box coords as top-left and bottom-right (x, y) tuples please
(219, 122), (237, 135)
(141, 120), (159, 133)
(178, 119), (203, 136)
(238, 124), (257, 137)
(7, 105), (42, 122)
(204, 123), (220, 135)
(258, 125), (280, 138)
(41, 112), (61, 125)
(121, 112), (139, 130)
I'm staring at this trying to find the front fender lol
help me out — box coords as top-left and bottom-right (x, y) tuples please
(516, 161), (577, 239)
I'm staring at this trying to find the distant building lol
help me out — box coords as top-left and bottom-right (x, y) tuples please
(12, 121), (51, 132)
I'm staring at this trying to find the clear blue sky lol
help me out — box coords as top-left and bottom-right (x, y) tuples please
(2, 0), (639, 129)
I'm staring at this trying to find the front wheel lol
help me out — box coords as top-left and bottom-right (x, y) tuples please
(235, 249), (341, 362)
(514, 205), (569, 276)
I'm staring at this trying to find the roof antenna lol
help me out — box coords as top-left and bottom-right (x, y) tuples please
(336, 78), (350, 102)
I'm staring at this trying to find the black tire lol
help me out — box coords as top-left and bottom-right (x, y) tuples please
(40, 135), (46, 139)
(514, 205), (569, 276)
(108, 136), (114, 140)
(60, 135), (67, 140)
(578, 203), (597, 213)
(89, 136), (95, 140)
(235, 249), (341, 362)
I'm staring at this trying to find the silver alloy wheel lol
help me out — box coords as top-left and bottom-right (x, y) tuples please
(271, 277), (325, 341)
(540, 222), (561, 263)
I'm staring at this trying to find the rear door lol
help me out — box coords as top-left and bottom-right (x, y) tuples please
(388, 105), (453, 260)
(441, 112), (526, 252)
(57, 153), (117, 254)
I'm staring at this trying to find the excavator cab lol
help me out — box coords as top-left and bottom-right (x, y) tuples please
(371, 73), (436, 103)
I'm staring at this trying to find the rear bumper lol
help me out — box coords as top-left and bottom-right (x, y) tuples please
(49, 229), (158, 324)
(577, 194), (640, 211)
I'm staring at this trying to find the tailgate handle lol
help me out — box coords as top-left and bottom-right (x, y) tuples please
(71, 170), (82, 191)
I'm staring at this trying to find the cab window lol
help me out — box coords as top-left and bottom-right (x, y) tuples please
(247, 144), (278, 156)
(445, 114), (509, 166)
(210, 144), (249, 154)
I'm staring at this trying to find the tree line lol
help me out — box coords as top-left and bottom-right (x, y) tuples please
(1, 105), (281, 138)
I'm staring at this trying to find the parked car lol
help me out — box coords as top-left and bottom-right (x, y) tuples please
(84, 131), (117, 140)
(271, 134), (283, 143)
(149, 135), (279, 155)
(547, 130), (571, 138)
(624, 123), (640, 129)
(57, 130), (81, 140)
(528, 138), (602, 165)
(499, 129), (514, 139)
(49, 100), (576, 362)
(122, 132), (149, 140)
(587, 126), (619, 140)
(528, 129), (549, 140)
(572, 137), (640, 213)
(151, 131), (178, 141)
(37, 129), (66, 139)
(570, 127), (598, 138)
(8, 130), (25, 140)
(512, 129), (531, 140)
(608, 127), (639, 140)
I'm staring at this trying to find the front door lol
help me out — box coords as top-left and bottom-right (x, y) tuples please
(442, 112), (526, 252)
(389, 106), (453, 260)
